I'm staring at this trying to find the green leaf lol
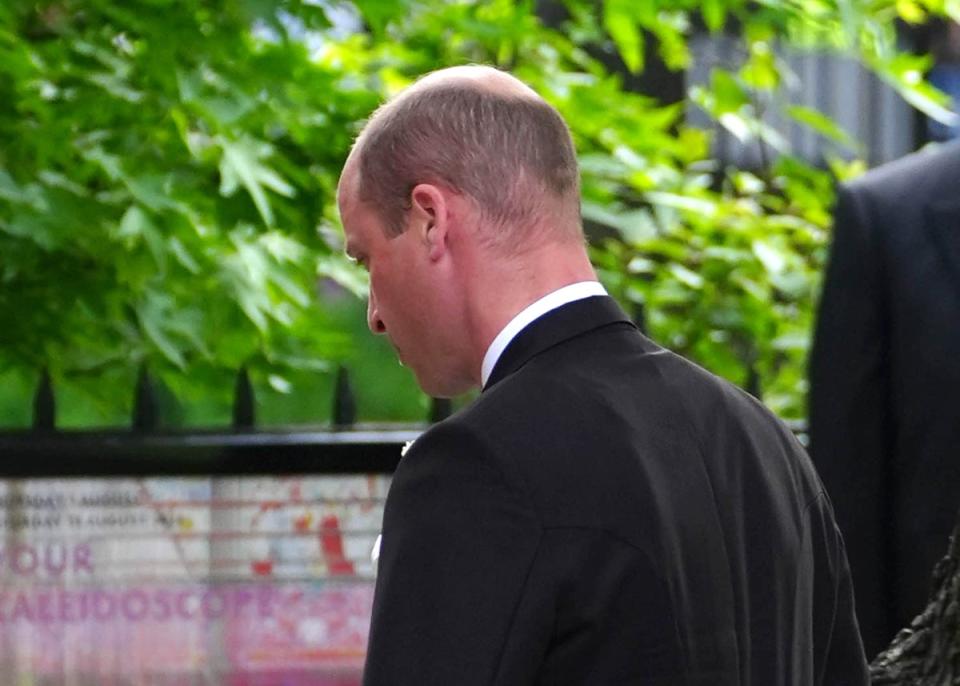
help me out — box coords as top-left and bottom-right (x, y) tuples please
(703, 246), (753, 263)
(138, 294), (186, 369)
(269, 353), (332, 373)
(579, 154), (630, 178)
(218, 136), (296, 227)
(117, 205), (166, 270)
(627, 256), (656, 274)
(1, 213), (57, 249)
(772, 331), (809, 351)
(874, 52), (959, 125)
(702, 0), (726, 31)
(0, 169), (23, 203)
(603, 0), (644, 74)
(896, 0), (927, 23)
(82, 146), (125, 182)
(268, 374), (293, 393)
(260, 231), (307, 264)
(894, 81), (958, 126)
(582, 202), (658, 242)
(948, 0), (960, 22)
(645, 191), (719, 217)
(719, 112), (752, 141)
(0, 169), (47, 211)
(317, 254), (368, 299)
(740, 42), (779, 91)
(269, 269), (311, 308)
(669, 264), (705, 289)
(124, 174), (182, 214)
(38, 170), (88, 196)
(732, 171), (765, 195)
(86, 72), (144, 103)
(169, 236), (200, 274)
(711, 69), (749, 114)
(752, 239), (787, 274)
(785, 105), (857, 148)
(826, 155), (868, 182)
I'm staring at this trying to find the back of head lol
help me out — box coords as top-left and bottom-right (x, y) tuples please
(352, 65), (582, 247)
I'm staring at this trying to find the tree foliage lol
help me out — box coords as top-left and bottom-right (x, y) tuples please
(0, 0), (374, 424)
(1, 0), (957, 426)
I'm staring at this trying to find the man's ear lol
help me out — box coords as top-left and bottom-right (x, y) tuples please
(409, 183), (448, 262)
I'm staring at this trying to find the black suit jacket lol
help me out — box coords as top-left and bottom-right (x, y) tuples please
(366, 296), (868, 685)
(810, 140), (960, 657)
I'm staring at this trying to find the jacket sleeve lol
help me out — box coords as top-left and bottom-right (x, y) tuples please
(809, 490), (870, 685)
(362, 422), (545, 686)
(808, 183), (892, 655)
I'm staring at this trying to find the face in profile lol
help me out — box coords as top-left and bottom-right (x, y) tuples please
(337, 168), (475, 398)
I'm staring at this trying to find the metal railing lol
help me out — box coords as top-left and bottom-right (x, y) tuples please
(0, 364), (443, 477)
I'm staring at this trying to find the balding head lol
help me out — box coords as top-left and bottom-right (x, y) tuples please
(344, 65), (581, 247)
(412, 64), (540, 97)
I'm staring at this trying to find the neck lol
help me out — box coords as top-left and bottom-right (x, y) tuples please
(462, 240), (598, 385)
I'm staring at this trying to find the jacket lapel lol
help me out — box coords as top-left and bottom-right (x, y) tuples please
(926, 199), (960, 297)
(483, 296), (636, 391)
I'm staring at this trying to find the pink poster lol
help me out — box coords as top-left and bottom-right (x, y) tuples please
(0, 475), (389, 685)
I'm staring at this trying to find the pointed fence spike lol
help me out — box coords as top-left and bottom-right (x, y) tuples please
(632, 301), (647, 335)
(746, 365), (762, 400)
(132, 365), (159, 433)
(33, 368), (56, 432)
(429, 397), (452, 423)
(332, 366), (356, 427)
(232, 367), (256, 430)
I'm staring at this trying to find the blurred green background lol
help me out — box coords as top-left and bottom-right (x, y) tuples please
(1, 0), (957, 429)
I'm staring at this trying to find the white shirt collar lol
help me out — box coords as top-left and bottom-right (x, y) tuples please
(480, 281), (608, 387)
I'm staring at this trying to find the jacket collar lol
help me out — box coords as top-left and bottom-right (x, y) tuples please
(482, 295), (635, 391)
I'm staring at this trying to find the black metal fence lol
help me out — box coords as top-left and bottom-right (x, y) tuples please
(1, 356), (806, 478)
(0, 364), (442, 477)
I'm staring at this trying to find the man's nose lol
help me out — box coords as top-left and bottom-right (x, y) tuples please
(367, 292), (386, 335)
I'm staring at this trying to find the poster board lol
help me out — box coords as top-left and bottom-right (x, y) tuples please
(0, 474), (388, 685)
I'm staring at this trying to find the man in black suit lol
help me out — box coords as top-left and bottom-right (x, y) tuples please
(339, 66), (868, 684)
(810, 140), (960, 657)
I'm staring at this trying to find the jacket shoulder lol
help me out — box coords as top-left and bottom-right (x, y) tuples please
(845, 140), (960, 203)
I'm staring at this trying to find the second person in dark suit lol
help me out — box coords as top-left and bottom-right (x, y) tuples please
(810, 140), (960, 656)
